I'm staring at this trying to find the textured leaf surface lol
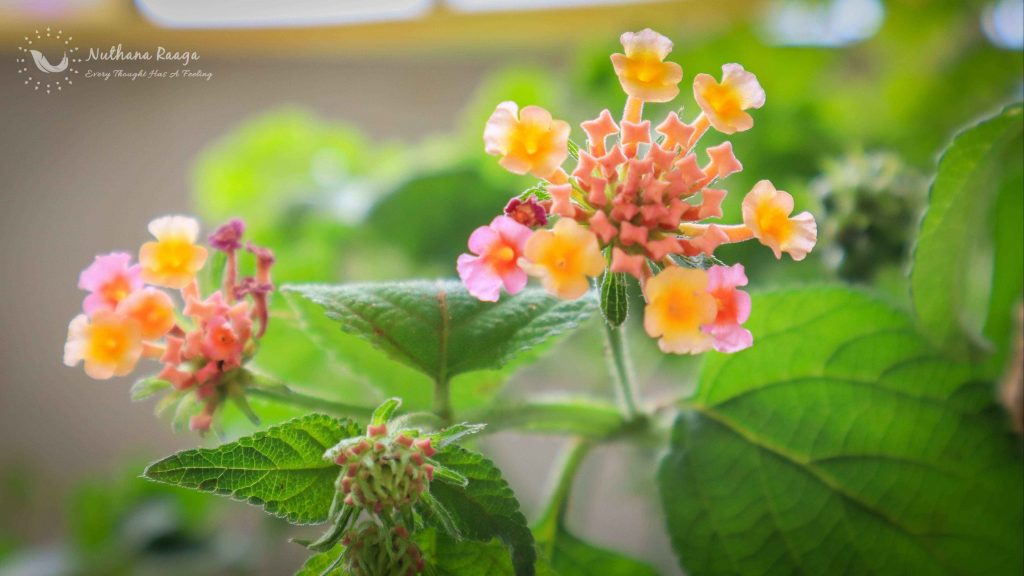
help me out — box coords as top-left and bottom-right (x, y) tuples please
(912, 104), (1023, 348)
(660, 288), (1024, 576)
(283, 281), (596, 382)
(430, 445), (537, 576)
(144, 414), (360, 525)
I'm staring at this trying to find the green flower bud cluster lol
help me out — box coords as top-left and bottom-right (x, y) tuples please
(329, 423), (437, 513)
(342, 522), (425, 576)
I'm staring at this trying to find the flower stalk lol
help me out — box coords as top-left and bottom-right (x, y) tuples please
(603, 321), (640, 420)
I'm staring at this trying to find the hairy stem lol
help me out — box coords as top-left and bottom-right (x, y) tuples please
(433, 377), (453, 425)
(604, 321), (640, 419)
(533, 438), (594, 550)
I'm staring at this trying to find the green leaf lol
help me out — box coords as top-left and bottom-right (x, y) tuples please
(144, 414), (360, 525)
(983, 131), (1024, 372)
(599, 270), (629, 327)
(545, 530), (658, 576)
(283, 280), (597, 383)
(273, 289), (516, 418)
(912, 103), (1024, 350)
(370, 397), (402, 426)
(295, 543), (344, 576)
(129, 376), (170, 402)
(660, 288), (1024, 576)
(429, 444), (537, 576)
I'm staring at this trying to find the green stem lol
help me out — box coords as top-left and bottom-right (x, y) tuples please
(533, 438), (594, 548)
(603, 321), (640, 419)
(475, 398), (627, 439)
(247, 387), (374, 420)
(433, 378), (453, 425)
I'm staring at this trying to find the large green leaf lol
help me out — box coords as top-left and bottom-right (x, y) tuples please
(660, 288), (1023, 576)
(283, 281), (597, 384)
(429, 445), (537, 576)
(912, 104), (1023, 350)
(144, 414), (360, 525)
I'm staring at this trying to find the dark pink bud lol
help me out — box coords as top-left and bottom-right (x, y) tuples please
(395, 434), (414, 448)
(334, 453), (348, 466)
(423, 464), (434, 481)
(504, 197), (548, 228)
(367, 423), (388, 437)
(208, 219), (245, 252)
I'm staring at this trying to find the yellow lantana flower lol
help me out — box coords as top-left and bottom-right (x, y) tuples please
(139, 216), (209, 289)
(693, 63), (766, 134)
(523, 218), (604, 300)
(63, 311), (143, 380)
(484, 101), (570, 179)
(643, 267), (717, 354)
(741, 180), (817, 261)
(611, 29), (684, 103)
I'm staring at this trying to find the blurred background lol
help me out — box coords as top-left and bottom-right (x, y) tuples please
(0, 0), (1021, 574)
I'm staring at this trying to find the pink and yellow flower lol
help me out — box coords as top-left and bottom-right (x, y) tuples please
(65, 215), (277, 433)
(457, 216), (532, 302)
(703, 264), (753, 353)
(693, 64), (765, 134)
(611, 29), (684, 103)
(139, 216), (209, 289)
(741, 180), (817, 260)
(643, 267), (717, 354)
(78, 252), (142, 315)
(63, 311), (143, 380)
(484, 102), (570, 179)
(523, 218), (605, 300)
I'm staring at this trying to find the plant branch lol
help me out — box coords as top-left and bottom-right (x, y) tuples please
(603, 321), (640, 419)
(475, 397), (630, 439)
(532, 437), (594, 550)
(246, 386), (375, 420)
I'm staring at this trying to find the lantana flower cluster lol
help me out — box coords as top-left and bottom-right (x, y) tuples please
(63, 216), (275, 431)
(458, 28), (817, 354)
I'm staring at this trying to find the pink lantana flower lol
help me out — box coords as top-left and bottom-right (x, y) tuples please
(703, 264), (753, 353)
(78, 252), (143, 315)
(457, 216), (532, 302)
